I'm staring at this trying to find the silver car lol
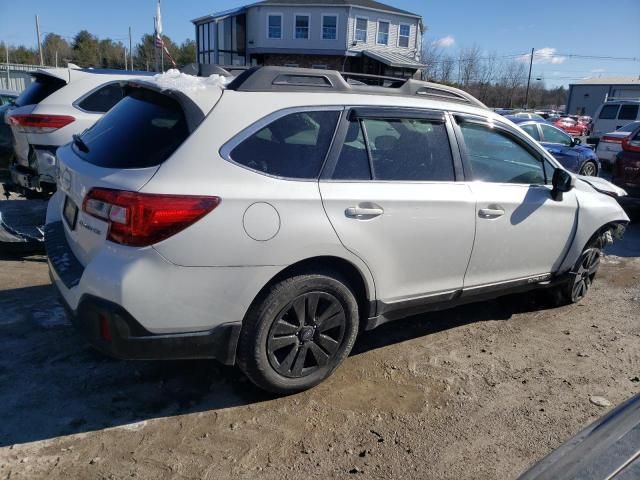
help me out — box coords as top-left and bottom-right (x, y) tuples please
(45, 67), (629, 394)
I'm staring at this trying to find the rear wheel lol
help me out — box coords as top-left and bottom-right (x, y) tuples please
(237, 272), (359, 394)
(580, 161), (598, 176)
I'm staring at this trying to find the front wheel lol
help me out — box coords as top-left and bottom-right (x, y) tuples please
(580, 161), (598, 177)
(237, 272), (359, 394)
(554, 246), (602, 304)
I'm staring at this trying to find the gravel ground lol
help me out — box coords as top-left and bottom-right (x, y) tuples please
(0, 207), (638, 480)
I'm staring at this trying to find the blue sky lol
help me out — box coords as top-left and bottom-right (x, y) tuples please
(1, 0), (639, 87)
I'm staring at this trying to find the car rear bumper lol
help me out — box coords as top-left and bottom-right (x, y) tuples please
(56, 291), (241, 364)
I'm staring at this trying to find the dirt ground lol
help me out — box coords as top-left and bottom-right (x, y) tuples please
(0, 210), (638, 480)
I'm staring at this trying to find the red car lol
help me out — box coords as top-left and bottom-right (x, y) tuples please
(554, 117), (588, 136)
(612, 124), (640, 200)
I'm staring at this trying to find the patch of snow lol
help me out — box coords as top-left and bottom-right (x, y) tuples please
(31, 306), (71, 329)
(147, 69), (230, 93)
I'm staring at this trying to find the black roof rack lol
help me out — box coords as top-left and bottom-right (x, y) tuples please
(226, 66), (487, 109)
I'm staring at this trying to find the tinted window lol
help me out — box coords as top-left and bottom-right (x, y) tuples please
(521, 124), (540, 140)
(333, 120), (370, 180)
(618, 104), (639, 121)
(361, 117), (454, 181)
(230, 111), (339, 179)
(15, 75), (66, 107)
(599, 105), (619, 120)
(73, 88), (188, 169)
(77, 83), (125, 113)
(540, 124), (572, 146)
(459, 122), (545, 184)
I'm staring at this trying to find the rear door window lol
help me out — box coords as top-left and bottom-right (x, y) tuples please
(73, 88), (188, 169)
(229, 111), (340, 179)
(598, 104), (619, 120)
(332, 114), (455, 182)
(618, 104), (639, 121)
(15, 75), (66, 107)
(77, 83), (126, 113)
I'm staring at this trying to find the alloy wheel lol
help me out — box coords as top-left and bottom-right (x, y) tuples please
(570, 248), (601, 302)
(267, 292), (346, 378)
(580, 162), (597, 176)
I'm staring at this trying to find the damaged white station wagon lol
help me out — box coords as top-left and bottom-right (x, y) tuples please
(45, 67), (629, 394)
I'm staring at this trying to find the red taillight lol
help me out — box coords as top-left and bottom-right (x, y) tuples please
(621, 137), (640, 153)
(82, 188), (221, 247)
(8, 114), (75, 133)
(601, 135), (625, 144)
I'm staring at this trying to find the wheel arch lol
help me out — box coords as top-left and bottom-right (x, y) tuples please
(244, 255), (375, 325)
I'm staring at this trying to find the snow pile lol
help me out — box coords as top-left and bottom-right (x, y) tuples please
(149, 69), (231, 92)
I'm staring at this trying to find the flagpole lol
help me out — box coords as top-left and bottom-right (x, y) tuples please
(154, 16), (159, 72)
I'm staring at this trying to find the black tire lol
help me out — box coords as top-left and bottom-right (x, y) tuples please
(237, 272), (359, 394)
(579, 160), (598, 177)
(557, 242), (603, 304)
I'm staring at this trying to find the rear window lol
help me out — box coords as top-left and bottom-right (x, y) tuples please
(618, 122), (640, 132)
(598, 104), (619, 120)
(618, 104), (639, 121)
(15, 75), (66, 107)
(73, 88), (188, 169)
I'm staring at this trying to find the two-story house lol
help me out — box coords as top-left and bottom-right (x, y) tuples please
(192, 0), (425, 78)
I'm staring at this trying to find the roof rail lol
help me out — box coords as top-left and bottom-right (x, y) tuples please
(226, 66), (488, 109)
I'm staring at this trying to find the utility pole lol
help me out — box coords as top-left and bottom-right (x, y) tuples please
(55, 50), (58, 68)
(524, 47), (534, 109)
(5, 44), (10, 90)
(35, 15), (44, 66)
(124, 48), (128, 70)
(129, 26), (133, 70)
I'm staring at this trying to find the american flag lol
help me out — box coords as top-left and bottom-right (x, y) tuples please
(154, 0), (177, 67)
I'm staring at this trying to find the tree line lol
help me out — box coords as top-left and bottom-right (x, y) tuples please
(420, 41), (567, 109)
(1, 31), (195, 71)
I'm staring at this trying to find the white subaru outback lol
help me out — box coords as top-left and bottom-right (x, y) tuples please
(45, 67), (629, 394)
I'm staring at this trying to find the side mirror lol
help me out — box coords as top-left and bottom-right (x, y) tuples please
(571, 137), (581, 146)
(551, 168), (575, 201)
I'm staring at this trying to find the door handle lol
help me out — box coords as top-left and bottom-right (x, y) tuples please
(345, 205), (384, 219)
(478, 207), (505, 219)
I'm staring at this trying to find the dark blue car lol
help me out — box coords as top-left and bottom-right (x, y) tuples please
(507, 116), (600, 176)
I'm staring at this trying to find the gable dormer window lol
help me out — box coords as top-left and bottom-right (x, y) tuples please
(377, 20), (389, 45)
(295, 15), (310, 39)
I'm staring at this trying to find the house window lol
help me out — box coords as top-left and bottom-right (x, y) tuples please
(377, 21), (389, 45)
(398, 24), (410, 48)
(322, 15), (337, 40)
(355, 17), (367, 42)
(268, 14), (282, 39)
(295, 15), (309, 39)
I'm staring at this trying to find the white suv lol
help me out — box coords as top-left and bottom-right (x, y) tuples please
(45, 67), (629, 394)
(6, 67), (152, 196)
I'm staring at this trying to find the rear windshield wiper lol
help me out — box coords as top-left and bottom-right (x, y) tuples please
(72, 134), (89, 153)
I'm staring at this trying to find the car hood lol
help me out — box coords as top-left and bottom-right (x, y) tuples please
(576, 175), (627, 197)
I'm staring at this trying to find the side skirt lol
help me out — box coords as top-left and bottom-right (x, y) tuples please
(365, 272), (572, 331)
